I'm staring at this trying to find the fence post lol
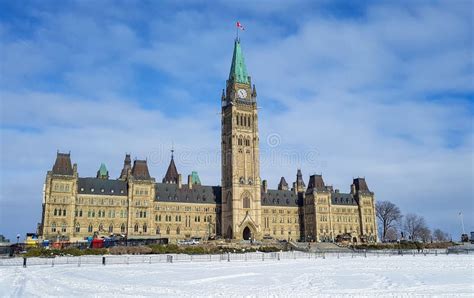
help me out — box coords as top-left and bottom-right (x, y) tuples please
(51, 259), (54, 267)
(149, 256), (152, 264)
(23, 257), (27, 268)
(245, 254), (247, 261)
(337, 253), (339, 259)
(435, 250), (437, 256)
(323, 252), (325, 259)
(277, 252), (280, 261)
(102, 256), (106, 266)
(126, 256), (129, 265)
(227, 252), (230, 262)
(167, 255), (173, 263)
(262, 253), (264, 261)
(364, 250), (367, 258)
(78, 256), (81, 267)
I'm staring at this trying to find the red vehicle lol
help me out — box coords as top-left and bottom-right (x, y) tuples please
(91, 238), (104, 249)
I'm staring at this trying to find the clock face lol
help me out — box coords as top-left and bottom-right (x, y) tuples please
(237, 89), (247, 99)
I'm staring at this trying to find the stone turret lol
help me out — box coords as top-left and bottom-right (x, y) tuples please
(119, 153), (132, 180)
(296, 169), (306, 192)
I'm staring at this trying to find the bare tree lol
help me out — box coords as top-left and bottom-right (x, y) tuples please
(403, 213), (429, 241)
(433, 229), (449, 242)
(376, 201), (402, 242)
(385, 227), (399, 242)
(420, 227), (432, 243)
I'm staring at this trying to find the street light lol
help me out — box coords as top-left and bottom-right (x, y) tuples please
(16, 234), (20, 245)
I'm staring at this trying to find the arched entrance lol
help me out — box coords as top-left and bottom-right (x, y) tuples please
(243, 227), (252, 240)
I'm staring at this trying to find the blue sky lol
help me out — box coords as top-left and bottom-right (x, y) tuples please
(0, 0), (472, 241)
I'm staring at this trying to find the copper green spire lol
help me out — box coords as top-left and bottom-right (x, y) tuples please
(191, 171), (201, 185)
(229, 39), (249, 84)
(97, 163), (109, 179)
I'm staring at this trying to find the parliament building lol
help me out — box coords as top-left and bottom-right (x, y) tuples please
(39, 39), (378, 243)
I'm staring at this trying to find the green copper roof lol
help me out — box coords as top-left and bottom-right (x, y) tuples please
(229, 39), (249, 84)
(191, 171), (201, 185)
(98, 163), (108, 177)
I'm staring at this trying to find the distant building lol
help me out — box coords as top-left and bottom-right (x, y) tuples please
(38, 39), (377, 243)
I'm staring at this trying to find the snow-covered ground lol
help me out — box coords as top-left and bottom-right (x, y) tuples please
(0, 254), (473, 297)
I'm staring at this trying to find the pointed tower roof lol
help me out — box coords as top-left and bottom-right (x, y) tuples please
(353, 177), (370, 192)
(163, 151), (179, 184)
(307, 174), (326, 191)
(97, 163), (109, 179)
(52, 152), (73, 175)
(278, 177), (289, 190)
(296, 169), (305, 186)
(119, 153), (132, 179)
(132, 159), (151, 180)
(229, 39), (249, 84)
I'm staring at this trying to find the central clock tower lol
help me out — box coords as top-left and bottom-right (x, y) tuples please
(221, 38), (262, 240)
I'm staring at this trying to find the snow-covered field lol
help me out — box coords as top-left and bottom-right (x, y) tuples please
(0, 254), (473, 297)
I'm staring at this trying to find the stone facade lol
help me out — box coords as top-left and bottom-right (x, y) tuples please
(39, 39), (378, 243)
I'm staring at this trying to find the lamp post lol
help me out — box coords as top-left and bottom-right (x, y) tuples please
(16, 234), (20, 245)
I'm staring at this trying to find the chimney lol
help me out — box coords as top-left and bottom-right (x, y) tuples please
(188, 175), (192, 189)
(262, 180), (268, 193)
(178, 174), (182, 189)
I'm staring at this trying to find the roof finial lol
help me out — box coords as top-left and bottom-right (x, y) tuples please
(171, 141), (175, 159)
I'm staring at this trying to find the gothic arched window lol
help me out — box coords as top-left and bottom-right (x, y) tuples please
(243, 197), (250, 209)
(121, 223), (126, 233)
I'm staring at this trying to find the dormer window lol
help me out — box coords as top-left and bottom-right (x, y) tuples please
(91, 188), (94, 192)
(80, 187), (84, 192)
(111, 189), (114, 193)
(101, 189), (104, 193)
(120, 190), (124, 194)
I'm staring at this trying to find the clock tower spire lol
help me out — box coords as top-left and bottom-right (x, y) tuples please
(221, 38), (261, 240)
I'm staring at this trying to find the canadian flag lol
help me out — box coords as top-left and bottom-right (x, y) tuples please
(236, 21), (245, 30)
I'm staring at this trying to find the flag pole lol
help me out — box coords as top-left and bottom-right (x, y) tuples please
(459, 211), (466, 234)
